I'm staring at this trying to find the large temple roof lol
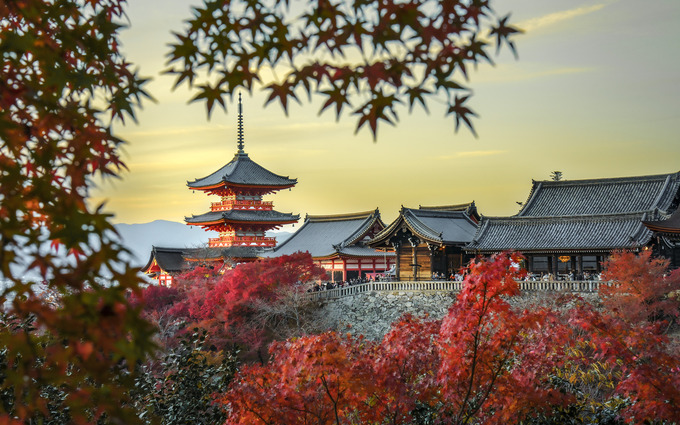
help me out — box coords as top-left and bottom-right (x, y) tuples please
(185, 209), (299, 225)
(467, 212), (653, 254)
(467, 171), (680, 255)
(187, 152), (297, 190)
(265, 209), (392, 259)
(370, 204), (479, 247)
(517, 172), (680, 217)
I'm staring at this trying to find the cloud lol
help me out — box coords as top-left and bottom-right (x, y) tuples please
(434, 150), (507, 160)
(475, 64), (593, 84)
(518, 3), (612, 34)
(119, 125), (228, 139)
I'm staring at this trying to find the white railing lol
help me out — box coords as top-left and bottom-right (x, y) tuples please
(518, 280), (602, 293)
(306, 280), (602, 301)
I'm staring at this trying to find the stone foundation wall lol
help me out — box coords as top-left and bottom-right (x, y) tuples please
(314, 290), (600, 341)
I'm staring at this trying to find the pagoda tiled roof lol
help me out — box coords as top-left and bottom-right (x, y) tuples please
(370, 205), (479, 247)
(185, 209), (299, 225)
(184, 246), (262, 261)
(264, 209), (392, 259)
(467, 212), (653, 254)
(187, 152), (297, 190)
(517, 172), (680, 217)
(141, 246), (187, 274)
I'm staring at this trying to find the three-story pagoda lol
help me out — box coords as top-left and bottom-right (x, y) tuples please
(185, 95), (299, 250)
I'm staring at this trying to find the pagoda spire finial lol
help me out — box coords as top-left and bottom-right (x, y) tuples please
(237, 92), (245, 154)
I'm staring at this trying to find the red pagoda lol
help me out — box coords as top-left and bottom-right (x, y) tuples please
(185, 94), (299, 254)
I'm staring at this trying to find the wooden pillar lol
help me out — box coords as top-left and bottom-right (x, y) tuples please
(342, 258), (347, 282)
(577, 256), (583, 277)
(552, 255), (558, 276)
(392, 242), (401, 281)
(526, 255), (533, 273)
(412, 245), (418, 281)
(596, 255), (602, 273)
(547, 255), (553, 274)
(428, 243), (436, 277)
(409, 237), (419, 281)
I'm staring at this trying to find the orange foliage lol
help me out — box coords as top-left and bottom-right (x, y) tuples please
(220, 253), (680, 424)
(601, 250), (680, 325)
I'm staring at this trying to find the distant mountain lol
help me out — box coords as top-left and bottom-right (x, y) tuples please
(114, 220), (292, 267)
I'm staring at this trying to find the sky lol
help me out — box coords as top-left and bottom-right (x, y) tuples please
(91, 0), (680, 232)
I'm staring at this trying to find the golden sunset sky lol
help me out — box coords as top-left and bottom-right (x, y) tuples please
(92, 0), (680, 230)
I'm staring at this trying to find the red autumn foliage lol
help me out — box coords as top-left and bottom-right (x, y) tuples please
(568, 303), (680, 422)
(1, 1), (155, 422)
(160, 253), (326, 354)
(221, 252), (680, 424)
(370, 314), (442, 423)
(436, 253), (568, 424)
(601, 250), (680, 325)
(132, 284), (182, 313)
(224, 332), (379, 424)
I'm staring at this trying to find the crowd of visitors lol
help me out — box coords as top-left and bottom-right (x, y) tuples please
(523, 271), (604, 281)
(308, 269), (605, 293)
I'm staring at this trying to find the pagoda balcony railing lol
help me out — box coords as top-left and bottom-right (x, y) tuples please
(305, 280), (603, 301)
(210, 200), (273, 211)
(208, 236), (276, 247)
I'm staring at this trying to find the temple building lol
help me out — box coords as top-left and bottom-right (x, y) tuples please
(185, 96), (298, 252)
(265, 209), (395, 282)
(369, 203), (480, 281)
(142, 95), (299, 284)
(466, 172), (680, 274)
(141, 246), (186, 286)
(643, 208), (680, 267)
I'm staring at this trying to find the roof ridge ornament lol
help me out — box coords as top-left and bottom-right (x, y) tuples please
(237, 92), (245, 154)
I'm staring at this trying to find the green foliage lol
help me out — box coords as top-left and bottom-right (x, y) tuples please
(132, 329), (238, 425)
(0, 1), (155, 422)
(166, 0), (522, 139)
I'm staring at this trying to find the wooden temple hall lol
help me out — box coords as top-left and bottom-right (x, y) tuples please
(263, 209), (395, 282)
(466, 172), (680, 275)
(369, 204), (480, 280)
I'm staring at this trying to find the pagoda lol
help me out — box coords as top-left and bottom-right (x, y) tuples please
(185, 94), (299, 252)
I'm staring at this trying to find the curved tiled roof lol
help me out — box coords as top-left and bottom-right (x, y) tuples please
(187, 152), (297, 190)
(418, 201), (480, 222)
(467, 212), (653, 254)
(517, 172), (680, 217)
(185, 209), (299, 225)
(643, 208), (680, 234)
(371, 205), (479, 246)
(266, 210), (389, 258)
(141, 246), (186, 273)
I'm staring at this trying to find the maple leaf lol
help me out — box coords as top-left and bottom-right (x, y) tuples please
(189, 82), (228, 117)
(446, 94), (479, 137)
(166, 0), (523, 139)
(264, 80), (299, 115)
(353, 90), (401, 140)
(490, 14), (523, 58)
(319, 84), (351, 120)
(405, 85), (431, 113)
